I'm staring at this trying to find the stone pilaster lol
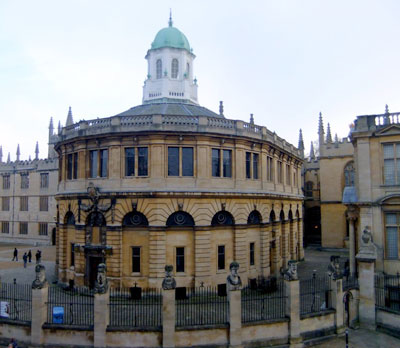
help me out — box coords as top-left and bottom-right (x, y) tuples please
(162, 289), (175, 348)
(194, 229), (211, 285)
(297, 219), (304, 260)
(234, 226), (247, 274)
(260, 225), (271, 277)
(149, 230), (166, 286)
(228, 289), (242, 348)
(94, 290), (110, 348)
(285, 278), (302, 348)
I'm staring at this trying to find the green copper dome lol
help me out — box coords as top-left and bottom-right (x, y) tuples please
(151, 17), (191, 52)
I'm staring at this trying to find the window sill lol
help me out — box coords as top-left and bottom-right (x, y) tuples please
(216, 269), (226, 274)
(123, 176), (149, 179)
(130, 272), (142, 276)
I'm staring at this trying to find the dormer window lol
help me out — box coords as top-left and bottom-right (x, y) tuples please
(156, 59), (162, 79)
(171, 59), (179, 78)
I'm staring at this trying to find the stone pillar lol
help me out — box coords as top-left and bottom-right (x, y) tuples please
(356, 227), (377, 329)
(227, 261), (243, 348)
(31, 264), (49, 346)
(284, 262), (302, 348)
(94, 263), (110, 348)
(330, 277), (345, 334)
(346, 205), (358, 276)
(162, 265), (176, 348)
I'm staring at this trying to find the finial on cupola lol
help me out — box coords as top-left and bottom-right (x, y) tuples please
(219, 101), (224, 116)
(385, 104), (389, 114)
(250, 114), (254, 125)
(16, 144), (20, 162)
(35, 141), (39, 160)
(169, 9), (173, 27)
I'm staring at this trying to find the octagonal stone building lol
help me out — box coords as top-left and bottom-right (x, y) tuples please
(55, 17), (304, 289)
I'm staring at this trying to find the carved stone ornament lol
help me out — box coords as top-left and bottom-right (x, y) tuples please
(94, 263), (108, 294)
(32, 264), (48, 289)
(284, 260), (298, 281)
(227, 261), (242, 290)
(162, 265), (176, 290)
(327, 255), (342, 280)
(80, 183), (113, 224)
(356, 226), (377, 261)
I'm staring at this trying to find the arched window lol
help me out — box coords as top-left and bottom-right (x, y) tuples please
(65, 211), (75, 225)
(186, 63), (190, 78)
(288, 210), (293, 221)
(269, 210), (276, 223)
(305, 181), (313, 197)
(166, 211), (194, 227)
(171, 59), (179, 78)
(212, 211), (234, 226)
(248, 210), (262, 224)
(123, 211), (149, 227)
(156, 59), (162, 79)
(344, 161), (355, 187)
(280, 210), (285, 221)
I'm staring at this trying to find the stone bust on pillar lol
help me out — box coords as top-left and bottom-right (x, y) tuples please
(94, 263), (108, 294)
(356, 226), (377, 261)
(162, 265), (176, 290)
(32, 264), (48, 289)
(227, 261), (242, 290)
(328, 255), (342, 280)
(284, 260), (298, 281)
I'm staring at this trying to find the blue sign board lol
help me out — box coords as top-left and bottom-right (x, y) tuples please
(53, 306), (64, 324)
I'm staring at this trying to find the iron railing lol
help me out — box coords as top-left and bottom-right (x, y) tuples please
(109, 287), (162, 328)
(241, 278), (286, 323)
(375, 273), (400, 313)
(0, 282), (31, 323)
(300, 274), (331, 316)
(176, 287), (228, 327)
(46, 286), (94, 328)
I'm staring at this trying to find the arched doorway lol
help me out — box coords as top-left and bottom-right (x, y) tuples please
(304, 206), (321, 245)
(51, 228), (56, 246)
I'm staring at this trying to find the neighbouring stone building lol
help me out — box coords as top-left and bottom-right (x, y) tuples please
(303, 106), (400, 275)
(55, 16), (304, 289)
(0, 135), (58, 245)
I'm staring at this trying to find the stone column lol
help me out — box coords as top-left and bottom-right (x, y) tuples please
(356, 227), (377, 329)
(31, 264), (49, 346)
(330, 276), (344, 334)
(162, 265), (176, 348)
(227, 261), (243, 348)
(284, 261), (302, 348)
(94, 263), (110, 348)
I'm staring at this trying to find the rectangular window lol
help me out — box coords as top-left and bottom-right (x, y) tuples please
(40, 173), (49, 188)
(386, 213), (399, 259)
(39, 222), (48, 236)
(246, 152), (251, 179)
(39, 196), (48, 212)
(223, 150), (232, 178)
(383, 143), (400, 185)
(176, 247), (185, 272)
(125, 148), (135, 176)
(286, 164), (291, 185)
(20, 196), (28, 211)
(253, 154), (259, 179)
(73, 153), (78, 179)
(20, 173), (29, 189)
(132, 247), (141, 273)
(19, 222), (28, 235)
(218, 245), (225, 270)
(212, 149), (220, 177)
(71, 243), (75, 267)
(168, 147), (179, 176)
(2, 175), (10, 190)
(67, 154), (73, 180)
(100, 149), (108, 177)
(266, 156), (273, 182)
(1, 221), (9, 234)
(138, 147), (148, 176)
(277, 161), (283, 183)
(90, 150), (98, 178)
(250, 242), (255, 266)
(2, 197), (10, 211)
(182, 147), (193, 176)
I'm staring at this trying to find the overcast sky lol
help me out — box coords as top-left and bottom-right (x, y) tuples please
(1, 0), (400, 161)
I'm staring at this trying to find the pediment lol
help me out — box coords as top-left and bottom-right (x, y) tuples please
(375, 124), (400, 136)
(378, 194), (400, 205)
